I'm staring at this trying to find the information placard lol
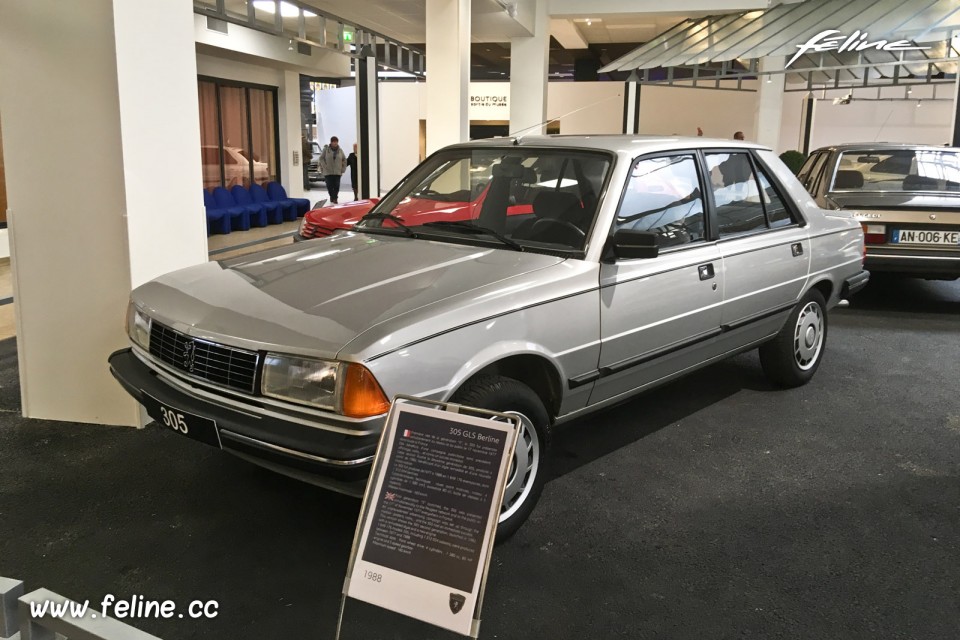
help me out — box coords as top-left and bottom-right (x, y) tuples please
(343, 398), (519, 637)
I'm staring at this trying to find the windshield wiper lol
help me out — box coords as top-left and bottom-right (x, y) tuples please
(357, 212), (416, 237)
(422, 220), (524, 251)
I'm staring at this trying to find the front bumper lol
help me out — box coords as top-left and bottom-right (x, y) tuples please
(108, 348), (378, 496)
(865, 247), (960, 279)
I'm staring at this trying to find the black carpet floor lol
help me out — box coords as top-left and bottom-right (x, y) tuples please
(1, 275), (958, 639)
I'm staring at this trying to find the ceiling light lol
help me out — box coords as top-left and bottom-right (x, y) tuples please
(586, 19), (592, 26)
(917, 100), (922, 107)
(253, 1), (317, 19)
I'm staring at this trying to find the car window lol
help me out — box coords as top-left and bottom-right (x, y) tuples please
(361, 148), (612, 253)
(754, 162), (793, 228)
(796, 152), (820, 184)
(833, 149), (960, 192)
(803, 152), (829, 192)
(704, 152), (766, 236)
(615, 154), (706, 248)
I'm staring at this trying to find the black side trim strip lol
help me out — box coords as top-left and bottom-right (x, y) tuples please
(566, 299), (799, 388)
(720, 302), (795, 332)
(600, 328), (724, 377)
(568, 370), (601, 389)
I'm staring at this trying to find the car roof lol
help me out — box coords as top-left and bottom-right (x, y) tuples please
(813, 142), (960, 153)
(447, 134), (770, 155)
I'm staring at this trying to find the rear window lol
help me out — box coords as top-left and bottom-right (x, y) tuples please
(832, 150), (960, 193)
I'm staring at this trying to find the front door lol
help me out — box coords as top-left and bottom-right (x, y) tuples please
(592, 152), (723, 405)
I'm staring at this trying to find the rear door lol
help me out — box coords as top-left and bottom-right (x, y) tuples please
(702, 150), (810, 336)
(591, 152), (723, 404)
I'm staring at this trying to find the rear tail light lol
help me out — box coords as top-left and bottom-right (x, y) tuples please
(861, 223), (886, 245)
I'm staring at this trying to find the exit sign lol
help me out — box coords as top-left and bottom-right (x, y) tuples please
(344, 31), (354, 42)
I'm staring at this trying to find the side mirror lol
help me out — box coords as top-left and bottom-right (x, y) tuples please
(611, 229), (659, 260)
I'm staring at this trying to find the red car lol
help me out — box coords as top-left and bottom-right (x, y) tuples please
(296, 178), (537, 240)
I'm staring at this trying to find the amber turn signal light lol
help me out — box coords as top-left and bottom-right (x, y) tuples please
(341, 363), (391, 418)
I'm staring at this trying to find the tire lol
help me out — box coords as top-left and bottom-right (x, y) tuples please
(759, 289), (828, 388)
(451, 375), (551, 542)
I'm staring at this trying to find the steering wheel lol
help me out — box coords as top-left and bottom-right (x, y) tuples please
(530, 218), (586, 246)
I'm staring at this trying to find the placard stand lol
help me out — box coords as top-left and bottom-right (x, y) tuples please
(334, 394), (521, 639)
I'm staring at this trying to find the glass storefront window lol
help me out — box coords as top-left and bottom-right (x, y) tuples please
(198, 78), (279, 191)
(249, 88), (278, 184)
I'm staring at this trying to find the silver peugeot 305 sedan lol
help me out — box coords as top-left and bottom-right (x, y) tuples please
(109, 135), (868, 538)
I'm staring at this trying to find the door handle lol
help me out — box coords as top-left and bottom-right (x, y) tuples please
(791, 242), (804, 257)
(698, 263), (715, 281)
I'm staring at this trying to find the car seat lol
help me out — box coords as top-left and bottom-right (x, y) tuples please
(833, 170), (864, 190)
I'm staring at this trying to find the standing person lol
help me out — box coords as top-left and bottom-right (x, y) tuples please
(347, 143), (358, 201)
(319, 135), (347, 204)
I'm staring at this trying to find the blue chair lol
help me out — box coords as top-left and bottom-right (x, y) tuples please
(266, 182), (311, 218)
(229, 186), (269, 227)
(235, 185), (283, 225)
(203, 189), (231, 235)
(212, 187), (252, 232)
(251, 183), (295, 222)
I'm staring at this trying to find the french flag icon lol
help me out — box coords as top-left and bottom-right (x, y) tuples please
(403, 429), (412, 438)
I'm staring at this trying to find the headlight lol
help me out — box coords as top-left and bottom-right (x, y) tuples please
(262, 354), (341, 410)
(261, 353), (390, 417)
(127, 302), (151, 351)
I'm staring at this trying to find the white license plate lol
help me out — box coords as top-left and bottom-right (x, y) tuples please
(891, 229), (960, 246)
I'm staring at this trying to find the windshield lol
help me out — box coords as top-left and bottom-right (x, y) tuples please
(832, 149), (960, 193)
(358, 147), (613, 252)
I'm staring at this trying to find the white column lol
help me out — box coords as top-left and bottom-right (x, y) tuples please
(279, 70), (305, 198)
(0, 0), (208, 426)
(623, 71), (641, 134)
(754, 56), (785, 150)
(425, 0), (470, 154)
(509, 0), (549, 135)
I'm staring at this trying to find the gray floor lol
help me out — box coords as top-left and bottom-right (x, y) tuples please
(1, 275), (958, 639)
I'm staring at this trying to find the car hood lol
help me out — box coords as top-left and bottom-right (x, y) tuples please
(132, 232), (565, 360)
(305, 199), (378, 228)
(829, 191), (960, 210)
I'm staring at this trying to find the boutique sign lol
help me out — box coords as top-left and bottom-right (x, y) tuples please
(469, 85), (510, 120)
(786, 30), (931, 68)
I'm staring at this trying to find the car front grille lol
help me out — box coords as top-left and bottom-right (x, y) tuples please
(148, 321), (259, 394)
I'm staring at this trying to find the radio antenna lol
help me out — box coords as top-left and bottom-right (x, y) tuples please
(508, 93), (624, 145)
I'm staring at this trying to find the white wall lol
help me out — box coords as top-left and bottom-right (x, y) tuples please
(193, 14), (348, 78)
(316, 87), (358, 157)
(0, 0), (206, 426)
(779, 84), (953, 154)
(637, 82), (760, 139)
(548, 82), (624, 134)
(328, 79), (957, 193)
(379, 83), (421, 189)
(196, 51), (283, 86)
